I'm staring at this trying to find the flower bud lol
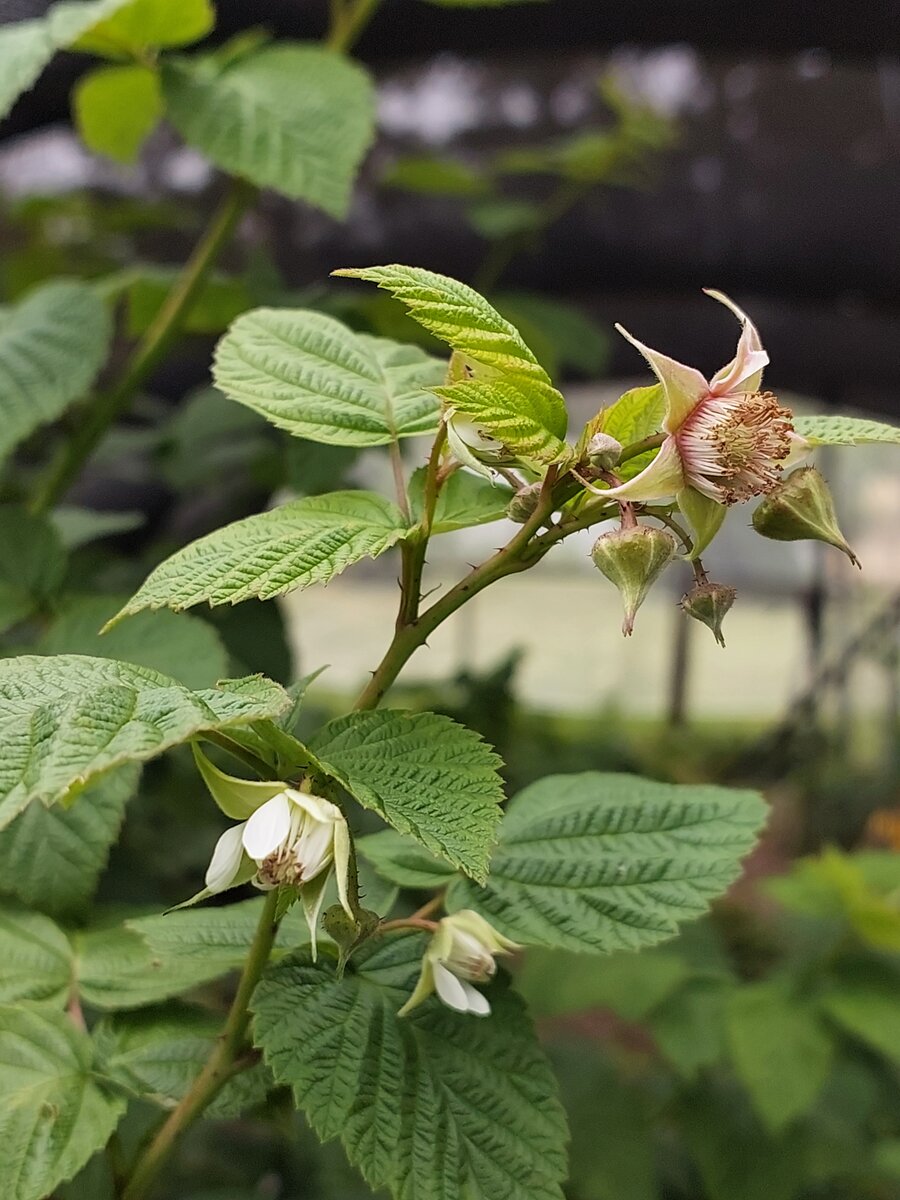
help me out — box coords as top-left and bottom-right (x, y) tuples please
(586, 432), (623, 471)
(398, 910), (520, 1018)
(751, 467), (859, 567)
(681, 581), (737, 648)
(506, 481), (542, 523)
(591, 525), (676, 636)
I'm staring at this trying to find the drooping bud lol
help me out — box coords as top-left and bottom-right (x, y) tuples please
(398, 910), (520, 1018)
(586, 432), (623, 471)
(506, 481), (542, 523)
(323, 903), (380, 977)
(591, 524), (677, 636)
(751, 467), (860, 567)
(681, 581), (737, 648)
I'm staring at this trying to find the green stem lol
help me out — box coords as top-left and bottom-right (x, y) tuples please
(397, 424), (446, 630)
(618, 431), (665, 464)
(121, 890), (281, 1200)
(32, 178), (255, 515)
(326, 0), (382, 51)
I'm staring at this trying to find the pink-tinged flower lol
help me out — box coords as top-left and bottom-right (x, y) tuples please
(605, 291), (805, 505)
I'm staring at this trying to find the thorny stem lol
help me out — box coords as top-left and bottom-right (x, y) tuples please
(32, 178), (255, 515)
(390, 440), (411, 521)
(122, 890), (281, 1200)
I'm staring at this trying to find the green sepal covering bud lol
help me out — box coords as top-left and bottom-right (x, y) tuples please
(591, 524), (676, 636)
(586, 432), (623, 470)
(506, 481), (542, 523)
(681, 581), (736, 648)
(752, 467), (860, 567)
(323, 904), (381, 977)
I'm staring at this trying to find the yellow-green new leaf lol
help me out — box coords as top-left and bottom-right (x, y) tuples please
(112, 491), (409, 618)
(437, 376), (570, 466)
(72, 0), (214, 56)
(213, 309), (443, 445)
(73, 64), (162, 163)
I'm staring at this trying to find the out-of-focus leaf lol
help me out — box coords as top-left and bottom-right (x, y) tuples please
(73, 65), (162, 163)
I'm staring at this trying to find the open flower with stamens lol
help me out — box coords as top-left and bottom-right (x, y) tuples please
(189, 747), (352, 957)
(603, 290), (806, 506)
(398, 910), (520, 1018)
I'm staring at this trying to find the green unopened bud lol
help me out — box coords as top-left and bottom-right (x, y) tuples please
(681, 581), (736, 648)
(506, 481), (542, 524)
(752, 467), (859, 567)
(586, 432), (623, 470)
(323, 904), (380, 977)
(591, 524), (676, 636)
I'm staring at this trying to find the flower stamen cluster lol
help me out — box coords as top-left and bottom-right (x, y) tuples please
(678, 389), (793, 503)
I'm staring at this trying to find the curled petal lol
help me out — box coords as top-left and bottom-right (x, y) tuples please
(432, 961), (472, 1012)
(332, 818), (353, 919)
(615, 323), (707, 432)
(242, 792), (292, 861)
(205, 823), (250, 893)
(602, 435), (685, 502)
(460, 981), (491, 1016)
(287, 789), (342, 825)
(704, 290), (768, 395)
(397, 957), (436, 1017)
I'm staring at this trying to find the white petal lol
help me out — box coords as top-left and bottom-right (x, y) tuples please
(615, 323), (707, 432)
(332, 818), (353, 919)
(242, 793), (292, 861)
(204, 824), (247, 892)
(704, 290), (768, 395)
(461, 981), (491, 1017)
(446, 414), (500, 481)
(287, 789), (340, 823)
(433, 962), (471, 1012)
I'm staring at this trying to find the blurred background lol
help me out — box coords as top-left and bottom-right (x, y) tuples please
(3, 1), (900, 1198)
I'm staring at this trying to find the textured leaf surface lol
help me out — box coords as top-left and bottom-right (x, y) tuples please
(162, 45), (375, 216)
(39, 594), (229, 690)
(408, 467), (513, 532)
(94, 1005), (270, 1117)
(793, 414), (900, 446)
(73, 64), (162, 162)
(0, 1003), (125, 1200)
(0, 281), (112, 464)
(252, 935), (568, 1200)
(0, 904), (72, 1005)
(0, 656), (287, 830)
(309, 710), (504, 882)
(213, 309), (443, 445)
(438, 375), (569, 465)
(113, 492), (409, 618)
(448, 772), (766, 951)
(0, 765), (139, 920)
(357, 830), (458, 889)
(727, 981), (833, 1131)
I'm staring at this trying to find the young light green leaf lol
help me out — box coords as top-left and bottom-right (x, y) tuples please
(39, 594), (229, 690)
(727, 981), (834, 1132)
(252, 935), (568, 1200)
(332, 264), (553, 386)
(356, 830), (458, 889)
(213, 309), (443, 445)
(0, 765), (139, 920)
(793, 414), (900, 447)
(93, 1005), (271, 1117)
(0, 280), (112, 465)
(162, 45), (375, 217)
(0, 1003), (126, 1200)
(72, 0), (214, 56)
(111, 491), (409, 619)
(73, 64), (162, 163)
(448, 772), (767, 952)
(0, 656), (288, 830)
(437, 375), (570, 466)
(408, 466), (513, 532)
(309, 710), (504, 882)
(0, 903), (73, 1005)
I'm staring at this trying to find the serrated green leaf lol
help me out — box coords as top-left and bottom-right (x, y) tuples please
(448, 772), (766, 952)
(0, 903), (73, 1005)
(356, 830), (458, 889)
(73, 64), (162, 163)
(820, 971), (900, 1063)
(793, 414), (900, 446)
(0, 280), (112, 465)
(0, 1003), (126, 1200)
(727, 981), (834, 1132)
(213, 309), (443, 445)
(0, 656), (288, 830)
(0, 765), (139, 920)
(93, 1004), (270, 1117)
(252, 935), (568, 1200)
(332, 265), (553, 388)
(309, 710), (504, 882)
(0, 505), (67, 631)
(72, 0), (214, 56)
(408, 467), (513, 532)
(39, 594), (229, 690)
(162, 45), (375, 217)
(113, 492), (409, 619)
(437, 375), (569, 465)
